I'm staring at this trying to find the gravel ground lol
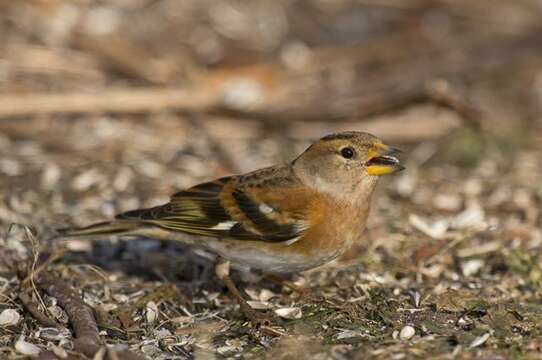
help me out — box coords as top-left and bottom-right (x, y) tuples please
(1, 1), (542, 359)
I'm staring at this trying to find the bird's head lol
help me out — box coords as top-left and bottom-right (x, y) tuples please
(293, 131), (404, 200)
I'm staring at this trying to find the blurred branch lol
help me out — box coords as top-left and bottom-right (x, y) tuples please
(267, 30), (542, 120)
(0, 88), (217, 117)
(73, 32), (185, 85)
(0, 30), (540, 122)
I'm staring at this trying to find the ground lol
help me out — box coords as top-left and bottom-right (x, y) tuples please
(1, 1), (542, 359)
(1, 116), (541, 359)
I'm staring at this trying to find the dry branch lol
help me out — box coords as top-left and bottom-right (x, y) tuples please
(32, 272), (148, 360)
(20, 248), (66, 288)
(35, 272), (101, 357)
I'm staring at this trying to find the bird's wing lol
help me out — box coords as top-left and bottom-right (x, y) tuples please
(116, 167), (311, 243)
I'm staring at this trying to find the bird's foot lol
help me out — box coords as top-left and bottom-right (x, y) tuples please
(215, 257), (280, 326)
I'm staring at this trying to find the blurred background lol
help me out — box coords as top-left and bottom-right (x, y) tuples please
(1, 1), (542, 358)
(0, 0), (541, 221)
(1, 0), (541, 241)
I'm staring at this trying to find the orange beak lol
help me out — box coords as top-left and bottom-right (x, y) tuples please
(366, 144), (404, 176)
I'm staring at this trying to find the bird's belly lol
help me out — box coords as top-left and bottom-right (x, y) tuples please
(133, 228), (341, 273)
(206, 242), (342, 274)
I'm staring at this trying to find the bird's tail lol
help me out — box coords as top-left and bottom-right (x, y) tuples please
(57, 220), (141, 238)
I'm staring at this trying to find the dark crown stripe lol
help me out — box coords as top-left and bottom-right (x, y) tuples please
(320, 132), (359, 141)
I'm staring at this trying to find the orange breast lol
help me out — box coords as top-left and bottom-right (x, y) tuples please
(283, 193), (371, 258)
(208, 188), (371, 273)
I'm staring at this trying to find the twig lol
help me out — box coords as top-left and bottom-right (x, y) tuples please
(34, 272), (147, 359)
(113, 283), (185, 329)
(21, 225), (54, 327)
(6, 223), (53, 325)
(35, 272), (102, 357)
(17, 292), (57, 327)
(423, 230), (476, 265)
(20, 248), (66, 288)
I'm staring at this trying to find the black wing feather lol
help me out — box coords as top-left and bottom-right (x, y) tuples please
(116, 176), (305, 243)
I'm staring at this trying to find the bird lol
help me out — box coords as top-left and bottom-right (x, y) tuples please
(59, 131), (403, 324)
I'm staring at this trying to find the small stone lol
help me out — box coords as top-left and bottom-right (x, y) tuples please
(145, 301), (159, 324)
(40, 327), (71, 342)
(399, 326), (415, 340)
(395, 167), (419, 197)
(461, 259), (485, 277)
(216, 345), (238, 356)
(336, 330), (360, 340)
(100, 303), (118, 312)
(244, 288), (260, 301)
(48, 305), (69, 323)
(140, 344), (161, 356)
(409, 290), (422, 308)
(433, 193), (462, 212)
(409, 214), (449, 239)
(37, 327), (65, 341)
(259, 289), (276, 302)
(41, 162), (61, 189)
(51, 344), (68, 359)
(451, 201), (485, 229)
(64, 239), (92, 252)
(15, 336), (41, 355)
(246, 301), (270, 310)
(0, 309), (20, 326)
(153, 328), (172, 339)
(275, 307), (302, 319)
(113, 294), (129, 303)
(71, 168), (104, 191)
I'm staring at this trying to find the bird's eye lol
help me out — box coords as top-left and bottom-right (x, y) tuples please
(340, 147), (355, 159)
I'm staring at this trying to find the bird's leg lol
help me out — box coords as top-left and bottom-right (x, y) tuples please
(214, 257), (274, 326)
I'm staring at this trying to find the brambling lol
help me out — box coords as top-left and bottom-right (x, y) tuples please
(60, 131), (403, 323)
